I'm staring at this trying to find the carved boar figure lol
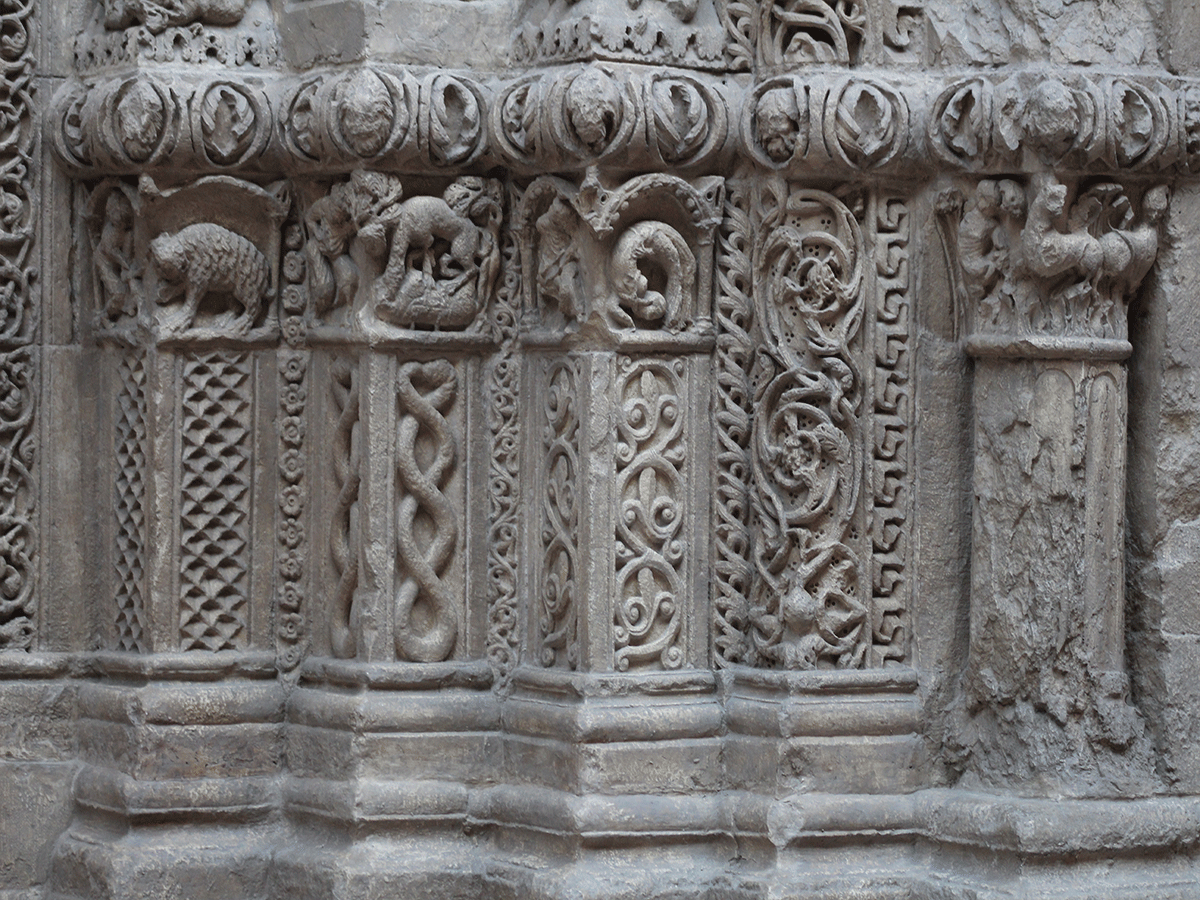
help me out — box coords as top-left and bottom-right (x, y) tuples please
(149, 222), (270, 335)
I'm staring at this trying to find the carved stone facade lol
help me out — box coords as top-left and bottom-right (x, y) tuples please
(5, 0), (1200, 896)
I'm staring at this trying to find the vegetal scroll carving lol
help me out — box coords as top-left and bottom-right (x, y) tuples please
(540, 358), (580, 668)
(749, 187), (868, 669)
(614, 357), (686, 671)
(394, 360), (460, 663)
(0, 351), (33, 650)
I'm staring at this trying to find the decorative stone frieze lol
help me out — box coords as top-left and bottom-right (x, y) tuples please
(8, 0), (1200, 895)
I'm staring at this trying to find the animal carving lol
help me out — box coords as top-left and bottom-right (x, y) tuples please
(372, 177), (502, 329)
(103, 0), (247, 33)
(149, 223), (270, 334)
(608, 221), (695, 330)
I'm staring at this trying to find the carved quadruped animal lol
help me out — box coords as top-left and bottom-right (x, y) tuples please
(149, 223), (270, 334)
(371, 177), (503, 329)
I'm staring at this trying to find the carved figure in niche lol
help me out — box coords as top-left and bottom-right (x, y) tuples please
(371, 177), (503, 329)
(90, 186), (138, 321)
(756, 87), (804, 163)
(535, 196), (583, 322)
(607, 221), (696, 330)
(149, 223), (270, 334)
(102, 0), (246, 32)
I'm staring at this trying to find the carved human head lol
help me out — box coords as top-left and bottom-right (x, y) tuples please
(974, 180), (1000, 216)
(566, 69), (622, 153)
(1143, 185), (1170, 223)
(756, 87), (802, 163)
(998, 179), (1026, 217)
(335, 70), (395, 157)
(1022, 81), (1080, 158)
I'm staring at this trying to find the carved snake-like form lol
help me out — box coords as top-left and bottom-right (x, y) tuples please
(329, 358), (360, 659)
(394, 360), (459, 662)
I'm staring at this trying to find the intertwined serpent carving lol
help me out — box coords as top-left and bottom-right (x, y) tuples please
(394, 360), (460, 662)
(329, 356), (361, 659)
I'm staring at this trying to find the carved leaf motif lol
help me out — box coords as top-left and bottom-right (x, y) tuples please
(200, 84), (255, 164)
(650, 78), (708, 163)
(428, 77), (481, 165)
(835, 83), (899, 167)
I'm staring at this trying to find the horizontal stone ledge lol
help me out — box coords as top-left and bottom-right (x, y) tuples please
(48, 64), (1200, 180)
(966, 334), (1134, 360)
(73, 765), (279, 822)
(298, 656), (494, 690)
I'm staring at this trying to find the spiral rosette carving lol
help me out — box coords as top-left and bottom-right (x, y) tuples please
(276, 226), (310, 674)
(394, 360), (460, 663)
(329, 356), (361, 660)
(114, 352), (147, 652)
(750, 187), (868, 669)
(179, 352), (252, 652)
(0, 350), (34, 650)
(539, 358), (580, 669)
(614, 357), (686, 672)
(486, 221), (522, 687)
(713, 187), (754, 666)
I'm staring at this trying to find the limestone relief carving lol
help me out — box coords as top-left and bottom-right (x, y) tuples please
(372, 178), (503, 329)
(940, 172), (1169, 796)
(328, 356), (361, 661)
(87, 180), (139, 326)
(0, 350), (33, 650)
(748, 185), (868, 669)
(101, 0), (246, 34)
(113, 351), (147, 652)
(179, 351), (252, 651)
(140, 176), (288, 341)
(869, 194), (911, 664)
(539, 357), (580, 669)
(53, 65), (1200, 181)
(485, 218), (522, 686)
(305, 172), (503, 333)
(945, 175), (1168, 341)
(518, 171), (722, 340)
(513, 0), (727, 70)
(276, 221), (309, 674)
(393, 360), (460, 663)
(712, 185), (754, 666)
(614, 356), (686, 671)
(150, 224), (270, 334)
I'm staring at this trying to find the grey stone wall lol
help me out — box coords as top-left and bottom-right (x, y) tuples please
(1, 0), (1200, 896)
